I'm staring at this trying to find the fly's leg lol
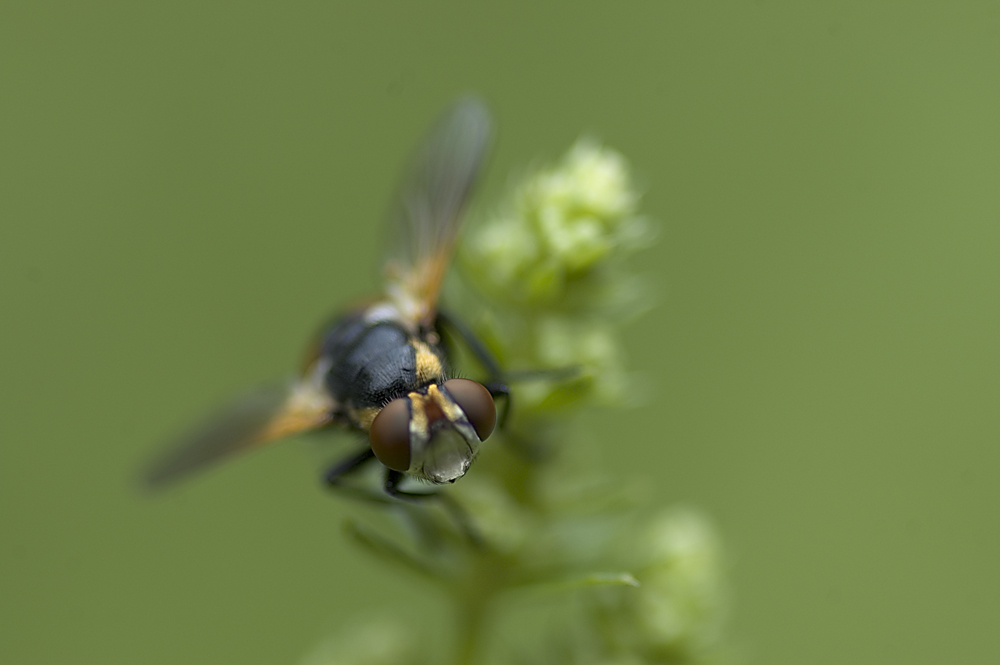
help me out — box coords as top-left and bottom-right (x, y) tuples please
(437, 310), (580, 428)
(437, 311), (513, 427)
(437, 311), (579, 463)
(324, 446), (376, 482)
(436, 310), (503, 379)
(323, 448), (395, 505)
(384, 470), (484, 549)
(323, 449), (482, 546)
(483, 381), (511, 428)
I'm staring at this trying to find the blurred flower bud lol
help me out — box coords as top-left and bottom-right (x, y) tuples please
(465, 139), (646, 309)
(615, 507), (729, 662)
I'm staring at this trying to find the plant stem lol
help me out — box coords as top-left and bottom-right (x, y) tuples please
(454, 589), (489, 665)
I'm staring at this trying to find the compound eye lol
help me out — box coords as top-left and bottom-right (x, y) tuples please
(443, 379), (496, 442)
(369, 398), (411, 472)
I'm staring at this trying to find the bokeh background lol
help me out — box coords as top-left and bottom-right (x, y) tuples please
(2, 3), (999, 664)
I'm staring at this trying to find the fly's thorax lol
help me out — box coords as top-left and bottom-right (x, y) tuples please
(346, 405), (380, 431)
(319, 297), (451, 411)
(362, 297), (447, 385)
(411, 339), (445, 384)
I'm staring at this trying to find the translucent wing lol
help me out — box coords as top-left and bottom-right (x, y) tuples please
(143, 380), (335, 488)
(383, 97), (492, 326)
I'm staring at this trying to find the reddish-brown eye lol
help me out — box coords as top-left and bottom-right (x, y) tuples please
(369, 398), (411, 472)
(443, 379), (496, 441)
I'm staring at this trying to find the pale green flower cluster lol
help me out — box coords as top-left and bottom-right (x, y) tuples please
(462, 140), (654, 412)
(597, 508), (729, 663)
(466, 139), (651, 307)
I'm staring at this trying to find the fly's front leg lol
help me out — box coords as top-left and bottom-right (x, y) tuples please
(437, 311), (511, 427)
(436, 311), (504, 381)
(483, 381), (511, 428)
(437, 310), (581, 466)
(323, 447), (394, 505)
(384, 470), (484, 549)
(437, 311), (580, 426)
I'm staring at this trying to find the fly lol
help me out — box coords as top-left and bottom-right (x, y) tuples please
(144, 98), (506, 498)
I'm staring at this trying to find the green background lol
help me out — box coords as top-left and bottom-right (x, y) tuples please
(2, 3), (998, 664)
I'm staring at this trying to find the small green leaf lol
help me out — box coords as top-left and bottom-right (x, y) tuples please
(520, 571), (641, 594)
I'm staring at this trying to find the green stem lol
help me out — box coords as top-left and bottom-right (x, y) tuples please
(454, 589), (489, 665)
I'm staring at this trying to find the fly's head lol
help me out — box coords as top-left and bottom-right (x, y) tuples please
(368, 379), (496, 484)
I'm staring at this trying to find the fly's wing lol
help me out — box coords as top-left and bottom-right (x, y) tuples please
(143, 380), (334, 488)
(383, 97), (492, 327)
